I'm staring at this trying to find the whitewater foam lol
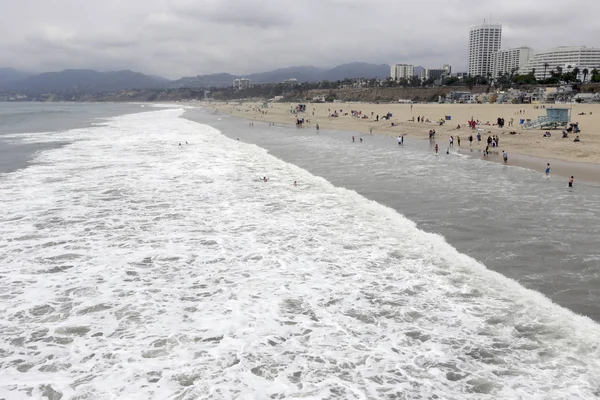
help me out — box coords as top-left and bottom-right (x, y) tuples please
(0, 109), (599, 399)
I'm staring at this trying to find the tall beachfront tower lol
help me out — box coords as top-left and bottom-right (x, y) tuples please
(468, 23), (502, 78)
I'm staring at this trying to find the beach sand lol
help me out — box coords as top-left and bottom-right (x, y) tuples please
(206, 101), (600, 183)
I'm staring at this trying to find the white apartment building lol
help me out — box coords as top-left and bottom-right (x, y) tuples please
(519, 46), (600, 81)
(491, 47), (533, 78)
(390, 64), (415, 81)
(233, 78), (251, 89)
(468, 23), (502, 77)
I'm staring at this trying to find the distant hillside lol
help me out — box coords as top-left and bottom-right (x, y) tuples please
(318, 62), (390, 81)
(170, 62), (392, 88)
(170, 73), (238, 89)
(249, 66), (325, 84)
(0, 68), (31, 88)
(3, 62), (395, 95)
(6, 69), (170, 94)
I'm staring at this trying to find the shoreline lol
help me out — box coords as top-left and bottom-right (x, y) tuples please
(202, 101), (600, 186)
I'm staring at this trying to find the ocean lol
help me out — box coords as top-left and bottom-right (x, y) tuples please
(1, 104), (599, 399)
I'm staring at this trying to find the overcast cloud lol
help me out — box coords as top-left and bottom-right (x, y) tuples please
(1, 0), (599, 78)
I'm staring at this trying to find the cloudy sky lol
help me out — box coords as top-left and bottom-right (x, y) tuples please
(1, 0), (599, 79)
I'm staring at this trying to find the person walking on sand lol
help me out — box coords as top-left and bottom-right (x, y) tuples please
(503, 150), (508, 163)
(569, 176), (574, 188)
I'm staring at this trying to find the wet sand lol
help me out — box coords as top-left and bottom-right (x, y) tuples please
(204, 101), (600, 184)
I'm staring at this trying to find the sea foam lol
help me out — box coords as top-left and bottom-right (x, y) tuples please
(0, 109), (599, 399)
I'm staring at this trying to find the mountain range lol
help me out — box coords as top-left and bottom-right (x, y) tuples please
(169, 63), (392, 88)
(1, 62), (395, 95)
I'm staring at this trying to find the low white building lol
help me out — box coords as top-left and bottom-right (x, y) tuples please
(420, 68), (448, 82)
(390, 64), (415, 81)
(491, 47), (533, 78)
(233, 78), (251, 89)
(519, 46), (600, 80)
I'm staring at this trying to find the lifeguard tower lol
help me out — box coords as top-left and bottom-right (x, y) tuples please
(523, 108), (571, 130)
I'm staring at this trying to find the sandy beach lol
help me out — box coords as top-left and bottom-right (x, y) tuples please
(206, 101), (600, 183)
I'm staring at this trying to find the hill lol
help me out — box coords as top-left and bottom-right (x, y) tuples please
(0, 68), (31, 88)
(169, 62), (392, 88)
(6, 69), (169, 94)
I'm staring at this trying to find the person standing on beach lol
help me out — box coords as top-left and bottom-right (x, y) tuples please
(397, 136), (402, 146)
(546, 163), (551, 176)
(477, 132), (481, 143)
(503, 150), (508, 163)
(435, 144), (439, 154)
(352, 136), (355, 142)
(457, 136), (461, 147)
(449, 136), (454, 147)
(569, 176), (574, 187)
(469, 134), (473, 146)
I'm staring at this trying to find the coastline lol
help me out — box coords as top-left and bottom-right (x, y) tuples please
(202, 101), (600, 185)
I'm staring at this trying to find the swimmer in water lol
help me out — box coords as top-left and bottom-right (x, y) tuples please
(293, 181), (297, 186)
(262, 177), (269, 182)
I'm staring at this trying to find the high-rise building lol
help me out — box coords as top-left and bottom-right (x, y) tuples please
(519, 46), (600, 81)
(390, 64), (415, 81)
(491, 47), (533, 78)
(468, 23), (502, 77)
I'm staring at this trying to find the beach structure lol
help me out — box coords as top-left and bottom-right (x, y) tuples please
(491, 47), (533, 78)
(522, 107), (571, 130)
(468, 23), (502, 77)
(519, 46), (600, 81)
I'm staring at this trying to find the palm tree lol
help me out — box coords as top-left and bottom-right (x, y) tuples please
(556, 66), (563, 82)
(572, 67), (580, 82)
(543, 63), (549, 80)
(582, 68), (589, 83)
